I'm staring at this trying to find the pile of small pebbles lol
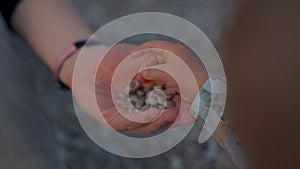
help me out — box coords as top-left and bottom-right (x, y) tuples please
(117, 80), (178, 113)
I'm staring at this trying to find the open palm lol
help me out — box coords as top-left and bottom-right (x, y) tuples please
(72, 43), (179, 134)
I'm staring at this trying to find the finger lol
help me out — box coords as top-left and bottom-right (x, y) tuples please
(138, 55), (173, 87)
(130, 48), (155, 58)
(99, 106), (161, 131)
(124, 108), (178, 134)
(139, 54), (165, 69)
(99, 107), (143, 131)
(141, 68), (174, 83)
(142, 80), (156, 88)
(131, 40), (175, 55)
(109, 114), (144, 130)
(142, 69), (178, 89)
(130, 40), (177, 58)
(135, 73), (147, 83)
(124, 107), (161, 123)
(172, 95), (196, 126)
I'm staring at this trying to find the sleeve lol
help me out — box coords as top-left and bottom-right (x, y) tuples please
(190, 77), (246, 169)
(0, 0), (21, 29)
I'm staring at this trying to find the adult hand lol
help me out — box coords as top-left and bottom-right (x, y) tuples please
(62, 43), (179, 134)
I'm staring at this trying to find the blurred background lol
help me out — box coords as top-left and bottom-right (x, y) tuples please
(8, 0), (241, 168)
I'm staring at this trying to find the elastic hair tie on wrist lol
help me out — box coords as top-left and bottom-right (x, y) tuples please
(55, 39), (102, 89)
(55, 40), (86, 78)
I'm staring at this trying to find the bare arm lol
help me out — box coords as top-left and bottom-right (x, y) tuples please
(11, 0), (93, 86)
(10, 0), (180, 134)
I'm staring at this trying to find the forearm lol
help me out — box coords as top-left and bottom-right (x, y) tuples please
(11, 0), (93, 86)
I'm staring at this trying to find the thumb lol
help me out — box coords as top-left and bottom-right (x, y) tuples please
(142, 69), (175, 85)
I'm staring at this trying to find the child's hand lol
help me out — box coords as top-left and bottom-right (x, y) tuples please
(131, 40), (209, 125)
(132, 40), (208, 102)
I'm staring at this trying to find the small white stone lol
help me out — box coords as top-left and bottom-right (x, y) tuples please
(149, 96), (158, 105)
(157, 96), (166, 105)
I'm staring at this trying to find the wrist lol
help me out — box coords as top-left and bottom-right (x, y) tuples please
(58, 43), (109, 88)
(59, 49), (80, 88)
(56, 39), (104, 88)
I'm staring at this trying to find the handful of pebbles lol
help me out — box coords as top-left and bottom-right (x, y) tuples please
(116, 80), (178, 113)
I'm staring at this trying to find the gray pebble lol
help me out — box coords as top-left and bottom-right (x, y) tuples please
(166, 94), (173, 100)
(144, 88), (151, 93)
(166, 100), (176, 109)
(129, 80), (135, 88)
(129, 80), (137, 88)
(129, 80), (141, 92)
(119, 81), (179, 112)
(145, 98), (150, 105)
(153, 85), (162, 90)
(135, 100), (145, 110)
(163, 88), (176, 95)
(139, 96), (146, 101)
(137, 90), (145, 96)
(141, 104), (150, 111)
(146, 91), (151, 97)
(129, 95), (139, 102)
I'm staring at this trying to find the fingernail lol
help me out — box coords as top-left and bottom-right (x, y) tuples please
(142, 70), (149, 78)
(126, 125), (136, 130)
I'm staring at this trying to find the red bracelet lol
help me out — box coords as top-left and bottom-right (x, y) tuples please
(54, 40), (87, 80)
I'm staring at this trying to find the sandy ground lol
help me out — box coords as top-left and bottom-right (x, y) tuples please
(8, 0), (239, 168)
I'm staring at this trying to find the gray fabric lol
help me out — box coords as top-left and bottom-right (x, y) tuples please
(0, 16), (64, 169)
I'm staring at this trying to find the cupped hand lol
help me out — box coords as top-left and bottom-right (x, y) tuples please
(132, 40), (208, 101)
(67, 43), (180, 134)
(131, 40), (209, 125)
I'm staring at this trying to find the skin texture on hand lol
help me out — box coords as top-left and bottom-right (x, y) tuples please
(131, 40), (209, 102)
(130, 40), (210, 126)
(12, 0), (93, 84)
(10, 0), (196, 134)
(71, 43), (180, 134)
